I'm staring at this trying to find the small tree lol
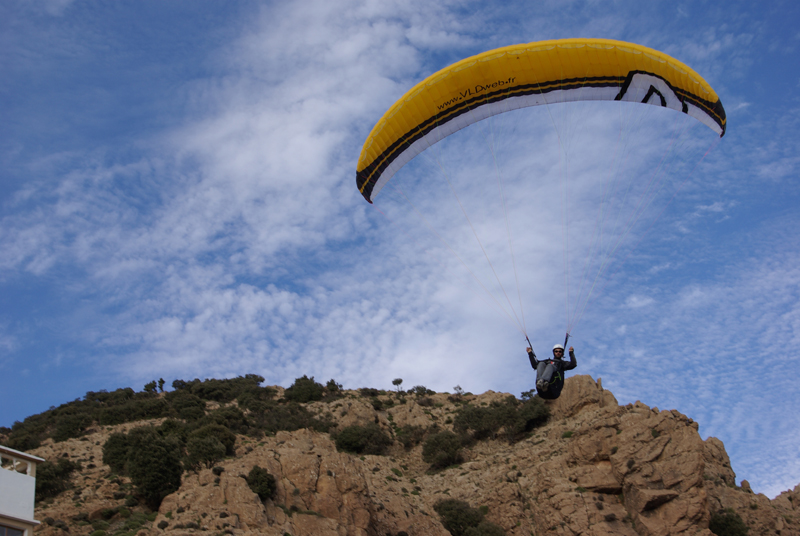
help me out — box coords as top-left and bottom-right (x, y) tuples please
(188, 424), (236, 455)
(453, 385), (464, 396)
(158, 378), (165, 392)
(35, 459), (80, 501)
(433, 499), (506, 536)
(392, 378), (403, 392)
(411, 385), (432, 397)
(709, 509), (749, 536)
(102, 432), (130, 474)
(422, 431), (463, 470)
(144, 381), (157, 394)
(126, 427), (183, 510)
(186, 436), (226, 469)
(335, 423), (393, 455)
(246, 466), (276, 501)
(284, 375), (324, 403)
(326, 379), (343, 393)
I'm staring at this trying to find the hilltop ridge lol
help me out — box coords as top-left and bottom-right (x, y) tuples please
(10, 375), (800, 536)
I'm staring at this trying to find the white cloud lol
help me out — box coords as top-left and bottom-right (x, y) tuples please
(625, 295), (655, 308)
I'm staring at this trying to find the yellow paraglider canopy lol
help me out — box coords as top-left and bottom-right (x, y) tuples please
(356, 38), (726, 203)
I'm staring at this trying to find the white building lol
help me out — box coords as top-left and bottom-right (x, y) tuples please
(0, 446), (44, 536)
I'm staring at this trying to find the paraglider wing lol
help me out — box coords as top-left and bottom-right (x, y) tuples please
(356, 38), (726, 203)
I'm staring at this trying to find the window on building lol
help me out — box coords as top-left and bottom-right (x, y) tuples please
(0, 524), (25, 536)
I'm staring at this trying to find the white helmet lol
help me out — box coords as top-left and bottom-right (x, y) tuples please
(553, 344), (564, 351)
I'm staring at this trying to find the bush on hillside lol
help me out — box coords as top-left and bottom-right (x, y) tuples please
(165, 391), (207, 421)
(247, 402), (334, 435)
(171, 374), (265, 403)
(283, 375), (325, 403)
(201, 406), (251, 435)
(186, 436), (227, 469)
(187, 424), (236, 455)
(433, 499), (505, 536)
(52, 414), (93, 442)
(422, 431), (463, 470)
(326, 379), (343, 393)
(102, 432), (131, 474)
(35, 458), (81, 501)
(109, 426), (183, 510)
(709, 508), (748, 536)
(410, 385), (434, 396)
(396, 424), (427, 449)
(96, 397), (171, 426)
(334, 423), (393, 455)
(464, 521), (507, 536)
(454, 396), (549, 443)
(236, 385), (277, 412)
(246, 466), (277, 501)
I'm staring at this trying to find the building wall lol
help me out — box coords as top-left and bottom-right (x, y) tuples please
(0, 469), (36, 521)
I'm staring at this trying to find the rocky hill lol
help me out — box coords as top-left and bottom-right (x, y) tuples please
(21, 375), (800, 536)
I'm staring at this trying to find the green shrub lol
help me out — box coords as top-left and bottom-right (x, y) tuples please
(335, 423), (393, 455)
(35, 458), (81, 501)
(247, 401), (333, 434)
(422, 431), (463, 470)
(188, 374), (265, 403)
(396, 425), (427, 449)
(202, 406), (251, 435)
(53, 414), (93, 442)
(326, 379), (343, 393)
(454, 396), (548, 443)
(514, 398), (549, 434)
(246, 466), (277, 501)
(453, 403), (502, 441)
(100, 507), (118, 519)
(465, 520), (506, 536)
(97, 397), (171, 426)
(411, 385), (433, 396)
(165, 391), (207, 421)
(434, 499), (505, 536)
(156, 419), (190, 443)
(91, 520), (109, 531)
(283, 375), (325, 403)
(709, 508), (748, 536)
(102, 432), (130, 474)
(125, 427), (183, 510)
(188, 424), (236, 455)
(5, 377), (269, 447)
(359, 388), (380, 398)
(186, 436), (227, 469)
(6, 432), (40, 451)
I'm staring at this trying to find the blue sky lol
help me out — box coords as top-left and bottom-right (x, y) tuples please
(2, 0), (798, 497)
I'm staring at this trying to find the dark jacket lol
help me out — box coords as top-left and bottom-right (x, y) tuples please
(528, 349), (577, 399)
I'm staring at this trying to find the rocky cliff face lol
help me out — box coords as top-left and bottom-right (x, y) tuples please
(29, 375), (800, 536)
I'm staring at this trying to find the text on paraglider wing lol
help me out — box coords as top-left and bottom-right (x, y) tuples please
(436, 77), (517, 110)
